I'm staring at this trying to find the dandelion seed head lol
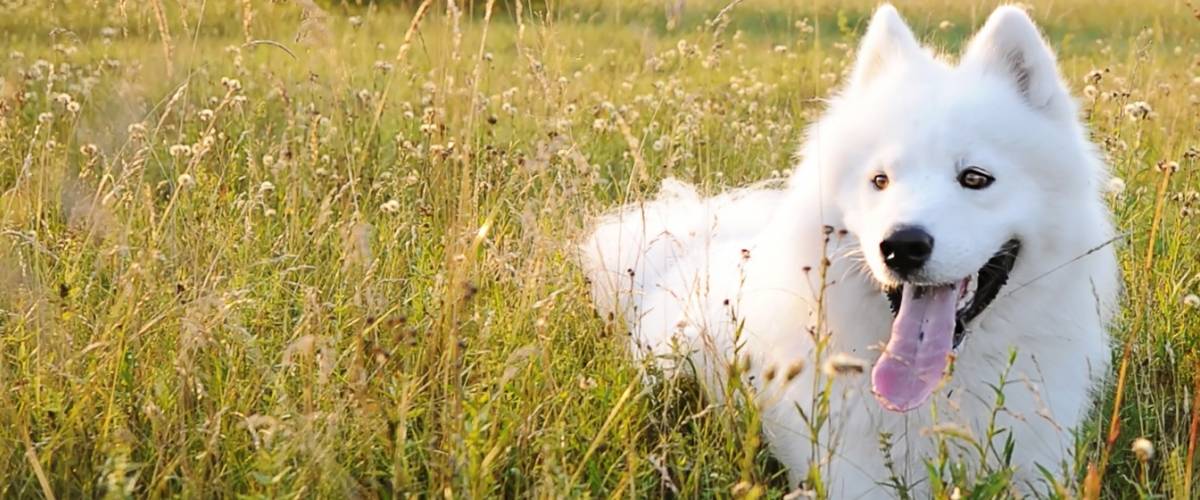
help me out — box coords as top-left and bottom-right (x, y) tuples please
(1124, 101), (1153, 120)
(1131, 437), (1154, 461)
(1106, 177), (1126, 194)
(221, 77), (242, 92)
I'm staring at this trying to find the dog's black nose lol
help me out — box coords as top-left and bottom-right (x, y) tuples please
(880, 226), (934, 275)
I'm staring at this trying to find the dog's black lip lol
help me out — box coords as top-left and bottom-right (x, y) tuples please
(885, 239), (1021, 348)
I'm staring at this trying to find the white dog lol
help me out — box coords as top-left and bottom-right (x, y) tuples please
(581, 4), (1119, 497)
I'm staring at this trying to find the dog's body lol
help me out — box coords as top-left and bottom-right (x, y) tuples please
(581, 6), (1118, 497)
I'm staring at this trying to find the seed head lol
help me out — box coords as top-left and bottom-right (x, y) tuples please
(1131, 437), (1154, 462)
(822, 353), (866, 377)
(1124, 101), (1153, 120)
(1106, 177), (1126, 195)
(784, 361), (804, 381)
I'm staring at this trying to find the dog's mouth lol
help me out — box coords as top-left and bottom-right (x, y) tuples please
(872, 239), (1021, 412)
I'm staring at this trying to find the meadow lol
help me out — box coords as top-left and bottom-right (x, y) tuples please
(0, 0), (1197, 497)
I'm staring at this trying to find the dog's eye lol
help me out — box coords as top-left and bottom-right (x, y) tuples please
(872, 173), (890, 190)
(958, 167), (994, 190)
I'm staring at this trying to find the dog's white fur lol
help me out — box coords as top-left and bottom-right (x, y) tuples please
(580, 5), (1119, 497)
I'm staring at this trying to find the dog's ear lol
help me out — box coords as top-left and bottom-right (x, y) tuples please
(848, 4), (923, 91)
(961, 6), (1068, 113)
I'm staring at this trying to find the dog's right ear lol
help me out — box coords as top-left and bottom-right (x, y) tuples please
(848, 4), (923, 91)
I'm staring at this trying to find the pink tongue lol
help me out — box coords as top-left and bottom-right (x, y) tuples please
(872, 284), (957, 412)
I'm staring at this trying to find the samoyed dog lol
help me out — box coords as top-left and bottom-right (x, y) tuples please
(581, 4), (1119, 497)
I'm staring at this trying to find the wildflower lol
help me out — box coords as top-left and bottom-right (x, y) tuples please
(169, 144), (190, 158)
(53, 93), (72, 105)
(198, 109), (214, 122)
(261, 154), (275, 167)
(258, 181), (275, 194)
(380, 199), (401, 214)
(1084, 69), (1104, 85)
(1154, 160), (1179, 173)
(348, 15), (363, 28)
(1083, 85), (1098, 99)
(37, 112), (54, 124)
(1131, 437), (1154, 461)
(1184, 294), (1200, 308)
(1124, 101), (1153, 120)
(79, 144), (99, 157)
(373, 60), (393, 73)
(221, 77), (242, 92)
(1106, 177), (1125, 194)
(177, 173), (195, 188)
(66, 101), (81, 114)
(938, 20), (953, 31)
(127, 122), (147, 137)
(822, 353), (867, 377)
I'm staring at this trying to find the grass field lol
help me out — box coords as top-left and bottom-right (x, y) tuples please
(0, 0), (1198, 497)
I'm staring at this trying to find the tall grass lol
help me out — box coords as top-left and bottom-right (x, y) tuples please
(0, 0), (1197, 497)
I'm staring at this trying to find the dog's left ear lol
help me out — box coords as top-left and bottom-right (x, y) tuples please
(961, 6), (1068, 114)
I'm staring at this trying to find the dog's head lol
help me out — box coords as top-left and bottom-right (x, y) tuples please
(801, 5), (1109, 411)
